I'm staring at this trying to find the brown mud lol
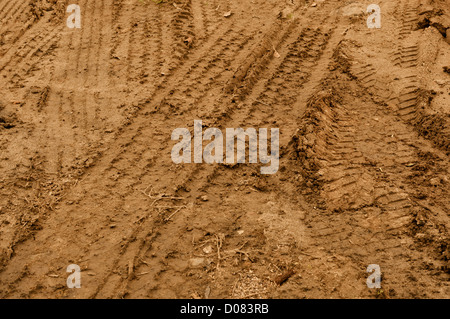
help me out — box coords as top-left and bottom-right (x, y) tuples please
(0, 0), (448, 298)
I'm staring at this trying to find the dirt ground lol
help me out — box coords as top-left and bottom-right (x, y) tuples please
(0, 0), (449, 299)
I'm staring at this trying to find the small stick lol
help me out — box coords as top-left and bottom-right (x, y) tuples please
(215, 234), (223, 269)
(193, 239), (214, 248)
(274, 269), (296, 285)
(139, 257), (149, 266)
(164, 206), (186, 222)
(236, 250), (253, 262)
(222, 241), (248, 255)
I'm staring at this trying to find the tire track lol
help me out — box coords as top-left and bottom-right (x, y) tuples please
(12, 26), (62, 79)
(170, 0), (194, 67)
(0, 0), (30, 34)
(288, 20), (449, 293)
(347, 0), (448, 155)
(0, 0), (11, 16)
(294, 0), (449, 297)
(125, 2), (146, 85)
(1, 0), (448, 299)
(291, 80), (449, 297)
(191, 0), (206, 41)
(160, 23), (260, 116)
(0, 0), (21, 21)
(36, 0), (89, 176)
(0, 16), (57, 74)
(91, 3), (343, 298)
(0, 2), (36, 60)
(0, 0), (322, 297)
(81, 11), (294, 298)
(0, 1), (269, 297)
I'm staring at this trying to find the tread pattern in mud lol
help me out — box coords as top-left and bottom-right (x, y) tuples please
(0, 0), (448, 299)
(349, 0), (449, 155)
(290, 79), (449, 296)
